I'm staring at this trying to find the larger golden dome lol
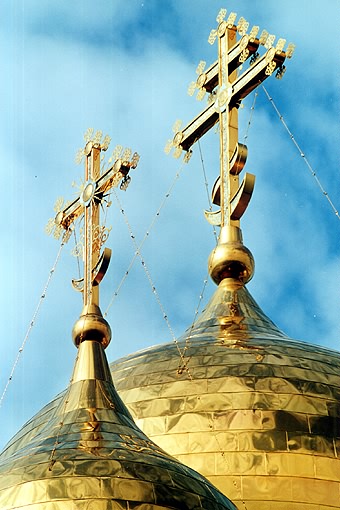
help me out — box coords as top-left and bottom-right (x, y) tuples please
(110, 276), (340, 508)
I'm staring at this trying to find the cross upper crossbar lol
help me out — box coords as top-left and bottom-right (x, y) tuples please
(174, 45), (286, 153)
(191, 32), (260, 95)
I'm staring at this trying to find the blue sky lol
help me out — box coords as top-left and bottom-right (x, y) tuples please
(0, 0), (339, 450)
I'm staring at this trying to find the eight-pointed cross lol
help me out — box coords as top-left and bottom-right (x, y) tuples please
(47, 130), (139, 308)
(167, 9), (294, 229)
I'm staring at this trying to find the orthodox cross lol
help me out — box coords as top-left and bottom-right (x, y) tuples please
(46, 129), (139, 308)
(166, 9), (294, 229)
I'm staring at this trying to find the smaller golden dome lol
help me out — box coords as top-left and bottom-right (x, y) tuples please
(0, 325), (237, 510)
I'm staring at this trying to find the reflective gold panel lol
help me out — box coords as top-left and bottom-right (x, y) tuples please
(110, 278), (340, 509)
(0, 339), (237, 510)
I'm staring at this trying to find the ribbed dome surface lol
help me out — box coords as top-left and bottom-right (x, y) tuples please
(110, 278), (340, 509)
(0, 339), (237, 510)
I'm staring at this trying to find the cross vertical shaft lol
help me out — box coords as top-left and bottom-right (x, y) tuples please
(218, 26), (239, 229)
(83, 145), (101, 308)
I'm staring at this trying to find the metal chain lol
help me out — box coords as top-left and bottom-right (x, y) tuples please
(198, 140), (218, 243)
(0, 230), (69, 409)
(177, 275), (209, 374)
(104, 166), (185, 318)
(112, 188), (193, 380)
(243, 89), (258, 143)
(73, 228), (82, 280)
(262, 85), (340, 221)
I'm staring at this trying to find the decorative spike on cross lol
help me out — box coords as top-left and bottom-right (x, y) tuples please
(46, 130), (140, 308)
(165, 9), (294, 232)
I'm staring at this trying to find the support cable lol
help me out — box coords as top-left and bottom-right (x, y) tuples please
(112, 188), (193, 380)
(177, 275), (209, 375)
(104, 165), (184, 318)
(262, 85), (340, 221)
(0, 231), (69, 409)
(198, 140), (218, 243)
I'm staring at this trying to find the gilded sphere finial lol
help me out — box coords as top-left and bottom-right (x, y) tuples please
(72, 304), (111, 348)
(208, 226), (254, 285)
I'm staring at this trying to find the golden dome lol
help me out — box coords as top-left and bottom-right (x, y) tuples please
(0, 316), (237, 509)
(110, 275), (340, 508)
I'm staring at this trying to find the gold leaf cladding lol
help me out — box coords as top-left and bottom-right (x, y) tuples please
(111, 278), (340, 509)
